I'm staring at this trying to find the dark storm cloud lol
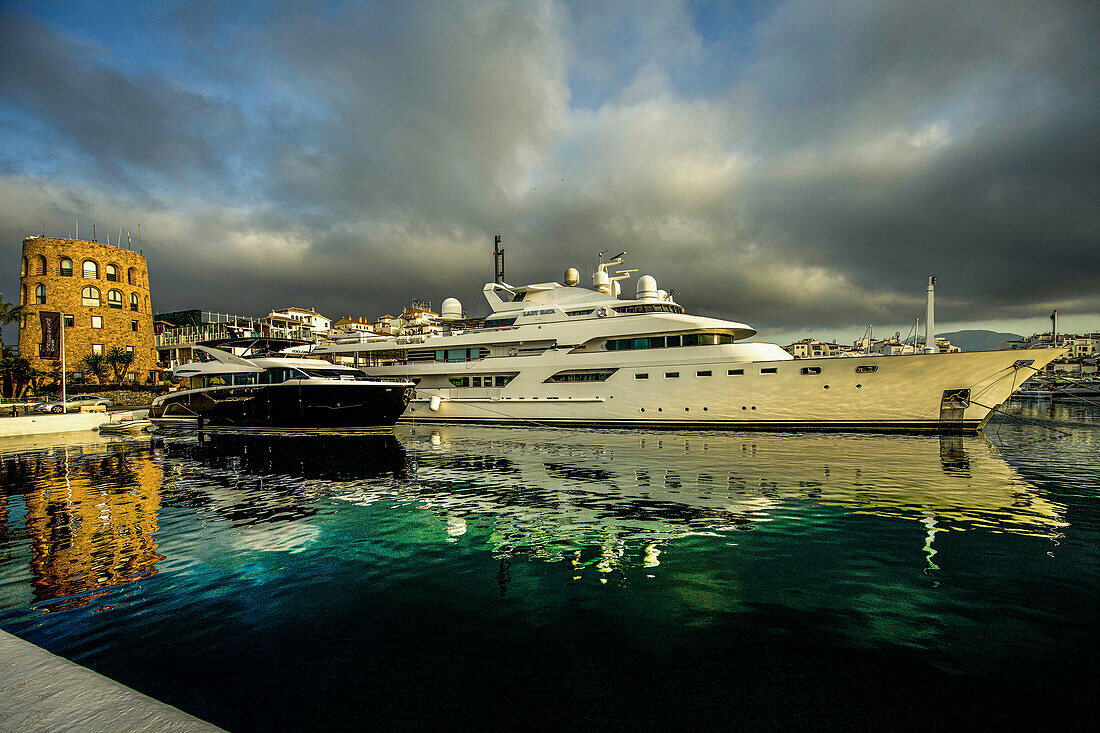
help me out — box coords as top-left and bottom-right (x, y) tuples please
(0, 10), (245, 186)
(1, 0), (1098, 338)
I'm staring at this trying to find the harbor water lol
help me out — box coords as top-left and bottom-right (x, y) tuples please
(1, 402), (1097, 730)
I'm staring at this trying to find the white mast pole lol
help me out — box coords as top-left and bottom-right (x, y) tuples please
(925, 276), (938, 354)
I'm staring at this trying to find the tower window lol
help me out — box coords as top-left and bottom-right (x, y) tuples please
(83, 260), (98, 279)
(34, 284), (45, 304)
(59, 258), (73, 277)
(82, 286), (100, 307)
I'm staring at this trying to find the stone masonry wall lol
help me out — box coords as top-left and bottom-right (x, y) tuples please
(17, 237), (157, 382)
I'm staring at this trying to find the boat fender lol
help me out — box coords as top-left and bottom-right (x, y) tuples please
(596, 307), (609, 318)
(429, 396), (442, 411)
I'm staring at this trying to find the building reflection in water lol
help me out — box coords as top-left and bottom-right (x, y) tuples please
(0, 441), (164, 611)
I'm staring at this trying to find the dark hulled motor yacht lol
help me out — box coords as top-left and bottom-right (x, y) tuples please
(151, 345), (413, 433)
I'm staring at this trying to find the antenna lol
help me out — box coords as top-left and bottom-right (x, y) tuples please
(493, 235), (505, 284)
(92, 204), (96, 242)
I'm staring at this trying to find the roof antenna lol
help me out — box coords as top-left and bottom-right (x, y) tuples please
(493, 235), (505, 284)
(92, 204), (96, 242)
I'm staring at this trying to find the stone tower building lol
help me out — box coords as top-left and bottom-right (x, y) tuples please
(18, 236), (157, 383)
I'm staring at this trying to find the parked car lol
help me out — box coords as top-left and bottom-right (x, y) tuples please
(33, 395), (115, 413)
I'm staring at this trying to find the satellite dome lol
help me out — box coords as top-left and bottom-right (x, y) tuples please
(441, 298), (463, 320)
(636, 275), (658, 301)
(564, 267), (580, 286)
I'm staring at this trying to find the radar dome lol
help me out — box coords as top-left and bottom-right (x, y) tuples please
(564, 267), (580, 286)
(441, 297), (463, 320)
(636, 275), (658, 301)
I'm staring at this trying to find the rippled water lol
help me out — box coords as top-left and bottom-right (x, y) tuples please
(1, 403), (1098, 730)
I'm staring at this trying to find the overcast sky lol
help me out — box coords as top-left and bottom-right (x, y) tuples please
(2, 0), (1097, 345)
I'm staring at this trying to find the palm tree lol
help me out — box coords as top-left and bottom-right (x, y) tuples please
(81, 352), (108, 384)
(105, 347), (134, 383)
(0, 293), (23, 352)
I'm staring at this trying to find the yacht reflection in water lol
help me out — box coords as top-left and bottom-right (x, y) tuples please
(371, 426), (1067, 576)
(0, 441), (164, 611)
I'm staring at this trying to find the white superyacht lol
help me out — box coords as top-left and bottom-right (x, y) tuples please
(315, 253), (1061, 432)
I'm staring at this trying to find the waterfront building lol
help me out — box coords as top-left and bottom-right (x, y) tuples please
(267, 306), (331, 334)
(17, 236), (156, 382)
(154, 309), (315, 370)
(330, 316), (379, 337)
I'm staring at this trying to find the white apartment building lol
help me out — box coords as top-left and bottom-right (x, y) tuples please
(267, 306), (331, 334)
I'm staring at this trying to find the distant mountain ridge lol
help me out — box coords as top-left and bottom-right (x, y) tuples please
(939, 330), (1021, 352)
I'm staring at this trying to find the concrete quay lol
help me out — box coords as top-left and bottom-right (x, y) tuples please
(0, 630), (224, 732)
(0, 411), (111, 438)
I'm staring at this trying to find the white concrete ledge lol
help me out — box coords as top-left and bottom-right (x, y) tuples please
(0, 630), (225, 732)
(0, 411), (110, 438)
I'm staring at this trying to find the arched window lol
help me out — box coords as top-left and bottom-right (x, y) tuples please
(108, 289), (124, 309)
(83, 260), (98, 279)
(127, 267), (137, 285)
(34, 254), (47, 275)
(35, 284), (45, 304)
(20, 284), (27, 305)
(21, 257), (28, 277)
(130, 293), (139, 311)
(82, 286), (100, 307)
(59, 258), (73, 277)
(105, 264), (118, 282)
(144, 296), (149, 312)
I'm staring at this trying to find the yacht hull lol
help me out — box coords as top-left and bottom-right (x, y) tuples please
(396, 349), (1061, 433)
(150, 382), (412, 433)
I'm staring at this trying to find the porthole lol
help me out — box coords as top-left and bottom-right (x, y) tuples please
(685, 407), (690, 412)
(741, 406), (747, 411)
(824, 385), (830, 389)
(750, 406), (757, 410)
(657, 408), (663, 412)
(703, 407), (708, 412)
(640, 408), (645, 412)
(856, 384), (863, 389)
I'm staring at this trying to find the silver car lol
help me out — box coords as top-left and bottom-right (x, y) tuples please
(33, 395), (115, 413)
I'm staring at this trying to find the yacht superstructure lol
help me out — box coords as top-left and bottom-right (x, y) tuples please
(315, 254), (1062, 432)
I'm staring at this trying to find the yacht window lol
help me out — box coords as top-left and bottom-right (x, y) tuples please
(263, 367), (305, 384)
(855, 365), (878, 374)
(471, 376), (482, 387)
(728, 369), (744, 375)
(546, 371), (612, 383)
(697, 370), (712, 377)
(612, 304), (686, 315)
(800, 367), (822, 375)
(566, 309), (595, 317)
(436, 348), (484, 363)
(604, 333), (733, 351)
(449, 377), (470, 388)
(232, 373), (257, 385)
(485, 316), (518, 327)
(761, 367), (778, 374)
(495, 375), (515, 386)
(635, 373), (649, 380)
(301, 367), (371, 381)
(665, 372), (679, 379)
(205, 375), (230, 387)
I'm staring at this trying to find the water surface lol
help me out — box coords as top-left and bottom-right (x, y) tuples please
(1, 403), (1097, 730)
